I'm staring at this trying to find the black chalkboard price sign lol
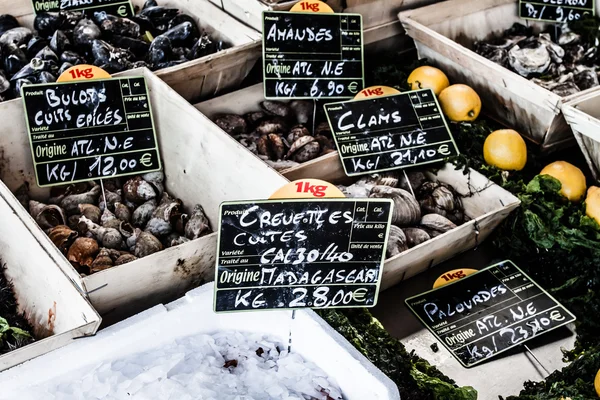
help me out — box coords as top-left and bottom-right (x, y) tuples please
(262, 11), (364, 99)
(21, 76), (161, 187)
(32, 0), (134, 17)
(214, 198), (393, 312)
(519, 0), (594, 23)
(324, 89), (459, 177)
(406, 260), (576, 368)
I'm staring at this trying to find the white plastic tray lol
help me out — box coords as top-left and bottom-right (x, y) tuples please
(0, 283), (400, 400)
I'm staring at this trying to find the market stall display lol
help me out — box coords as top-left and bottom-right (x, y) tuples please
(0, 68), (287, 319)
(399, 0), (600, 152)
(0, 283), (400, 400)
(0, 180), (100, 372)
(0, 0), (261, 102)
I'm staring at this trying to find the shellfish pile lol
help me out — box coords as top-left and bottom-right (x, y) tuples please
(214, 100), (336, 171)
(475, 23), (599, 96)
(338, 171), (465, 258)
(16, 172), (211, 276)
(0, 0), (225, 102)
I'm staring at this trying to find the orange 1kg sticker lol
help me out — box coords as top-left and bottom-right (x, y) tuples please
(57, 65), (112, 82)
(290, 0), (334, 13)
(433, 268), (478, 289)
(354, 85), (401, 100)
(269, 179), (345, 199)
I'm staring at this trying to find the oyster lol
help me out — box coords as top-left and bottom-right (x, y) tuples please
(508, 38), (551, 77)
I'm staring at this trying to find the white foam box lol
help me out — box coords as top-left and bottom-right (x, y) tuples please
(563, 88), (600, 181)
(5, 0), (261, 102)
(0, 283), (400, 400)
(0, 68), (288, 321)
(399, 0), (600, 152)
(0, 179), (100, 372)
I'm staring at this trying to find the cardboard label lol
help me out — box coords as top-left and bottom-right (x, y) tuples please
(214, 198), (393, 312)
(406, 260), (576, 368)
(21, 76), (161, 187)
(290, 0), (334, 13)
(324, 88), (459, 177)
(519, 0), (594, 23)
(32, 0), (134, 17)
(269, 179), (346, 199)
(262, 11), (364, 99)
(433, 268), (478, 289)
(57, 65), (112, 83)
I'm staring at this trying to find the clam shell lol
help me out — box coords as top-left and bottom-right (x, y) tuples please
(419, 214), (457, 238)
(369, 185), (421, 226)
(386, 225), (408, 258)
(286, 136), (320, 163)
(260, 100), (292, 119)
(257, 133), (286, 161)
(403, 228), (431, 248)
(286, 125), (310, 144)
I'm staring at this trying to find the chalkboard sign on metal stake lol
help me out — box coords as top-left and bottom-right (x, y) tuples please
(406, 260), (576, 368)
(262, 8), (365, 100)
(324, 88), (459, 177)
(214, 198), (393, 312)
(32, 0), (135, 17)
(21, 76), (162, 187)
(519, 0), (594, 23)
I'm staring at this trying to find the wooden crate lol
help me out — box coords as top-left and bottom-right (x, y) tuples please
(0, 180), (100, 372)
(563, 88), (600, 181)
(0, 68), (288, 320)
(4, 0), (261, 103)
(196, 87), (519, 288)
(399, 0), (600, 152)
(345, 0), (443, 29)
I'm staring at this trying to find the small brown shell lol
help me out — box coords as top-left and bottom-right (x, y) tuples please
(256, 119), (287, 136)
(214, 114), (247, 135)
(115, 253), (137, 266)
(260, 100), (292, 119)
(114, 202), (131, 222)
(60, 186), (101, 215)
(99, 190), (122, 212)
(387, 225), (408, 258)
(141, 171), (164, 198)
(101, 208), (121, 229)
(29, 200), (47, 217)
(48, 225), (78, 253)
(90, 248), (114, 273)
(78, 204), (101, 224)
(244, 111), (266, 128)
(134, 231), (163, 258)
(69, 214), (85, 233)
(185, 204), (211, 240)
(403, 228), (431, 248)
(286, 136), (320, 163)
(67, 237), (99, 268)
(123, 176), (157, 204)
(132, 199), (157, 228)
(369, 186), (421, 226)
(286, 125), (310, 144)
(419, 214), (457, 238)
(257, 133), (286, 161)
(289, 100), (313, 124)
(315, 121), (332, 137)
(35, 204), (67, 231)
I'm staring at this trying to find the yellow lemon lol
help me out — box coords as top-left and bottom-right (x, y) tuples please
(594, 368), (600, 397)
(438, 84), (482, 122)
(407, 66), (450, 96)
(540, 161), (587, 202)
(586, 186), (600, 225)
(483, 129), (528, 171)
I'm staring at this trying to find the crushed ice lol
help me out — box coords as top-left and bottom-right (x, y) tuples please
(12, 332), (344, 400)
